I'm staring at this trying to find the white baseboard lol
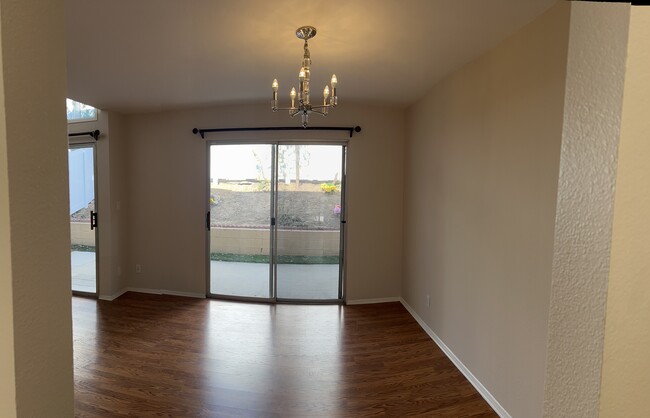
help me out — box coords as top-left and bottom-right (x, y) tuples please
(127, 287), (206, 299)
(98, 288), (128, 301)
(101, 287), (206, 300)
(160, 289), (206, 299)
(346, 296), (401, 305)
(125, 287), (162, 295)
(399, 298), (511, 418)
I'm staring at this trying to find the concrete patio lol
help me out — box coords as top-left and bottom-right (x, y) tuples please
(211, 260), (339, 300)
(71, 252), (340, 299)
(71, 251), (96, 293)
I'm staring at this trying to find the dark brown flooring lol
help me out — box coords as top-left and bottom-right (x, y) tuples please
(73, 293), (497, 417)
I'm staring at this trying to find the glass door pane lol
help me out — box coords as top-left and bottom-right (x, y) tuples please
(209, 144), (273, 299)
(276, 145), (344, 300)
(69, 145), (97, 294)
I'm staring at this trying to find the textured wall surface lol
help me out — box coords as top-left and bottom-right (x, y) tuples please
(599, 7), (650, 417)
(402, 3), (570, 416)
(0, 0), (74, 415)
(542, 3), (630, 417)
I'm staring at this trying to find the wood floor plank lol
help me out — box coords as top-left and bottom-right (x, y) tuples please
(73, 293), (497, 417)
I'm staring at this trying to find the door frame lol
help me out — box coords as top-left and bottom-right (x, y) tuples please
(205, 139), (348, 304)
(68, 141), (100, 297)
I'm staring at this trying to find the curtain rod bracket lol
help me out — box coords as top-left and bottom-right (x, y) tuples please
(68, 130), (100, 141)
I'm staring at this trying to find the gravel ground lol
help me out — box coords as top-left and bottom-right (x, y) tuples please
(70, 200), (94, 221)
(211, 188), (341, 230)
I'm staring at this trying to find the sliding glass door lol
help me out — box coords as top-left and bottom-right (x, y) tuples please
(208, 142), (346, 302)
(276, 145), (343, 300)
(69, 144), (98, 295)
(208, 144), (274, 299)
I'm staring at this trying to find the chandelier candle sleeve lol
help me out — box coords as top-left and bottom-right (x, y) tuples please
(272, 79), (279, 107)
(270, 26), (339, 127)
(299, 68), (306, 102)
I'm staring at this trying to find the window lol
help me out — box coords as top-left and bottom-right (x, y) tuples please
(66, 98), (97, 123)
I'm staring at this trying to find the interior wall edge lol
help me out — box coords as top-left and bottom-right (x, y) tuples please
(598, 5), (650, 416)
(0, 0), (74, 414)
(542, 2), (631, 417)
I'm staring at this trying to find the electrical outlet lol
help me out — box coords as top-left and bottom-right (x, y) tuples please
(426, 294), (430, 308)
(135, 264), (142, 273)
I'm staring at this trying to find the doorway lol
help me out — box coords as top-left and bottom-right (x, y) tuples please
(68, 144), (98, 295)
(208, 142), (346, 302)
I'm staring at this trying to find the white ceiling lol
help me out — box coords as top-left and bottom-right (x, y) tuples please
(65, 0), (556, 114)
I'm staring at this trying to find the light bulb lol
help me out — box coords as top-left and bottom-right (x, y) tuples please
(299, 68), (306, 81)
(272, 79), (278, 91)
(290, 87), (297, 98)
(323, 85), (330, 98)
(331, 74), (337, 88)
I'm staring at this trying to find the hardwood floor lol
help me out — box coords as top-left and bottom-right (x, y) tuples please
(73, 293), (497, 417)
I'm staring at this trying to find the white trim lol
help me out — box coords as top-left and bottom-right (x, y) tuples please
(399, 298), (511, 418)
(99, 288), (206, 301)
(124, 287), (162, 296)
(127, 287), (206, 299)
(67, 116), (98, 124)
(346, 296), (400, 305)
(161, 289), (206, 299)
(98, 288), (128, 301)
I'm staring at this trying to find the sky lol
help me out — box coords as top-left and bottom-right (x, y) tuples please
(210, 144), (343, 183)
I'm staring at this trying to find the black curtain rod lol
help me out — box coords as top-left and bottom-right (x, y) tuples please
(192, 126), (361, 139)
(68, 130), (100, 141)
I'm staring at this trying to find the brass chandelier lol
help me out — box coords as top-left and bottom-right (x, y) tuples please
(271, 26), (338, 128)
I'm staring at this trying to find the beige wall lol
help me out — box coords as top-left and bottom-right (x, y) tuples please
(108, 112), (129, 294)
(0, 0), (73, 415)
(543, 3), (630, 417)
(123, 103), (404, 301)
(402, 3), (570, 417)
(600, 6), (650, 417)
(69, 110), (129, 298)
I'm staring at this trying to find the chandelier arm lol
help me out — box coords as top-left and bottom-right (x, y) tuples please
(310, 105), (333, 110)
(309, 109), (328, 116)
(273, 106), (297, 111)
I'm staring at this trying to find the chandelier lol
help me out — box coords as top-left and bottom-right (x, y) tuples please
(271, 26), (338, 128)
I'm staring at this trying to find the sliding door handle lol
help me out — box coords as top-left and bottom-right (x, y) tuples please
(90, 211), (98, 230)
(206, 211), (211, 231)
